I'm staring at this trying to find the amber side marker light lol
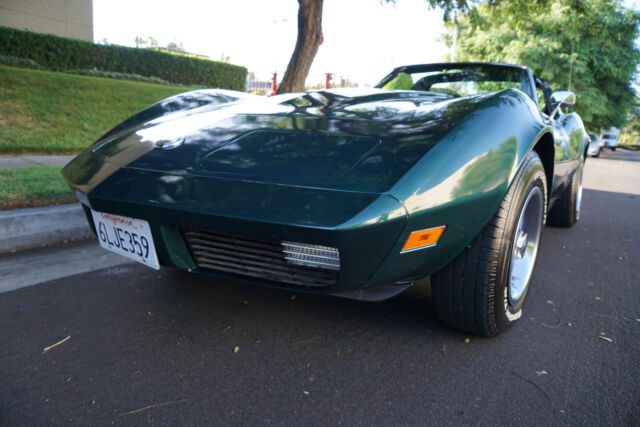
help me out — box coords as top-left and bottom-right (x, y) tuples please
(401, 226), (446, 253)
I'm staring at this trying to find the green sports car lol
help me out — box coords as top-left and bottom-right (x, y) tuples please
(62, 62), (588, 336)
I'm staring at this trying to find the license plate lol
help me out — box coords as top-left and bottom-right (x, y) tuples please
(90, 209), (160, 270)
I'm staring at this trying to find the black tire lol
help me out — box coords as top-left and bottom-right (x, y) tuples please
(432, 151), (547, 337)
(547, 162), (583, 227)
(611, 147), (616, 152)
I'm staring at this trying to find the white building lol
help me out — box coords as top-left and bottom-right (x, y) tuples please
(0, 0), (93, 42)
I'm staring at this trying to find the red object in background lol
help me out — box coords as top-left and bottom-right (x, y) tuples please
(324, 73), (333, 89)
(269, 72), (278, 96)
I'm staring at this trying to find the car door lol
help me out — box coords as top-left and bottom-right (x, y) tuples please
(536, 78), (572, 201)
(549, 102), (587, 202)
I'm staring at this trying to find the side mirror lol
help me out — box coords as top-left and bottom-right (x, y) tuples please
(551, 91), (576, 106)
(550, 91), (576, 119)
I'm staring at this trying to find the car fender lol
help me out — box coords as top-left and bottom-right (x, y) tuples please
(364, 89), (549, 286)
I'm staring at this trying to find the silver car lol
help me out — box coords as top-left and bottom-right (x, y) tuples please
(587, 133), (601, 157)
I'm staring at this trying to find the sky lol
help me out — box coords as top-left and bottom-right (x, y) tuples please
(93, 0), (449, 87)
(93, 0), (639, 87)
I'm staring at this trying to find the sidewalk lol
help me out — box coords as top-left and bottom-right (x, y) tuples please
(0, 155), (75, 169)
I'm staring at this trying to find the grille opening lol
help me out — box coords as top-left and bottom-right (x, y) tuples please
(182, 229), (339, 288)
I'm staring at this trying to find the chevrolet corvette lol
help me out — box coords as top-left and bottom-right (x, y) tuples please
(62, 62), (588, 336)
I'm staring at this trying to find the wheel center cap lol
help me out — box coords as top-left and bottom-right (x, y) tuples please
(515, 231), (528, 259)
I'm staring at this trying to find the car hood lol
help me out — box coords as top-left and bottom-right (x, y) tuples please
(65, 88), (491, 194)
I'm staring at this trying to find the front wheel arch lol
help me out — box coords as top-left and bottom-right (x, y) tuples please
(532, 132), (555, 219)
(432, 151), (548, 336)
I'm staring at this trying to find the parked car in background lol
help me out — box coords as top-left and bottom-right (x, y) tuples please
(600, 127), (619, 151)
(62, 62), (589, 337)
(587, 133), (601, 157)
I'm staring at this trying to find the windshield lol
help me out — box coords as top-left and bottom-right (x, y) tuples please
(376, 63), (535, 101)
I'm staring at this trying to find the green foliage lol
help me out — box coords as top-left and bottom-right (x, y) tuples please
(446, 0), (640, 130)
(149, 47), (210, 61)
(0, 26), (247, 90)
(0, 64), (184, 154)
(0, 54), (184, 86)
(68, 69), (180, 86)
(383, 72), (414, 90)
(0, 166), (74, 210)
(627, 97), (640, 133)
(620, 97), (640, 143)
(384, 0), (474, 20)
(0, 54), (44, 70)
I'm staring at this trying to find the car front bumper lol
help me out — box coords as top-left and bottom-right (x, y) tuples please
(73, 166), (419, 295)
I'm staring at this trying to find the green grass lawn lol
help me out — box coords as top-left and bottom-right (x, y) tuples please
(0, 65), (186, 154)
(0, 166), (75, 210)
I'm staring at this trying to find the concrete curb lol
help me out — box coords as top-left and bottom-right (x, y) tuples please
(0, 155), (75, 169)
(0, 203), (92, 253)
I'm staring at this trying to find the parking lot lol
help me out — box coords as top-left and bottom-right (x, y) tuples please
(1, 149), (638, 425)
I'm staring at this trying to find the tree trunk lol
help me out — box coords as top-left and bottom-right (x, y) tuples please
(277, 0), (324, 94)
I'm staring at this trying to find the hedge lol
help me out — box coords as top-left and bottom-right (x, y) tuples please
(0, 54), (45, 70)
(0, 26), (247, 90)
(68, 68), (178, 86)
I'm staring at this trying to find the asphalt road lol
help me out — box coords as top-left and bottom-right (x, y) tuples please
(1, 149), (639, 426)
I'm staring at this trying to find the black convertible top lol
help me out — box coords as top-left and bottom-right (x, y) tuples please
(376, 62), (537, 104)
(391, 62), (529, 73)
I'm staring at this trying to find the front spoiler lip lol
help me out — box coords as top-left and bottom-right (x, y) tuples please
(183, 264), (413, 301)
(182, 266), (414, 300)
